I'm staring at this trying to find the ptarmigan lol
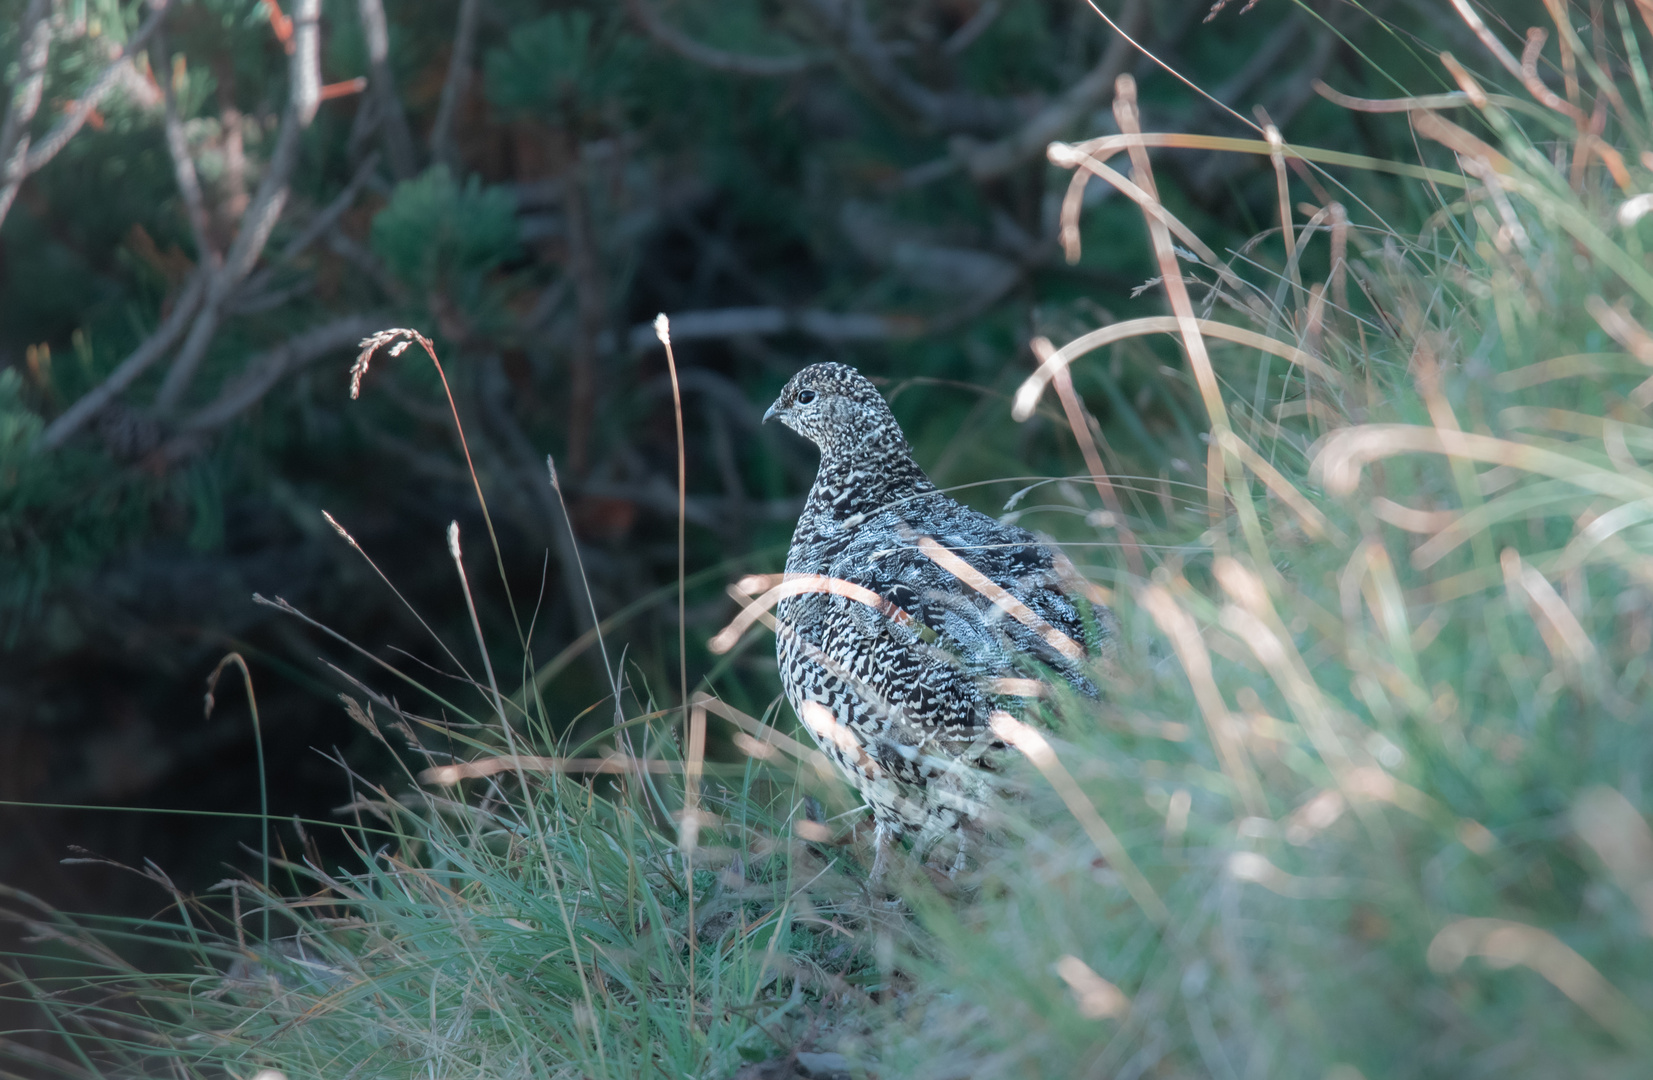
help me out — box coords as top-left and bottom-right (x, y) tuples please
(764, 362), (1108, 879)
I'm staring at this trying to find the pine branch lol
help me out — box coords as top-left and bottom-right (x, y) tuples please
(152, 0), (323, 414)
(961, 0), (1148, 181)
(150, 32), (218, 267)
(625, 0), (824, 76)
(0, 0), (57, 228)
(163, 312), (388, 455)
(33, 270), (209, 451)
(12, 0), (173, 188)
(784, 0), (1018, 135)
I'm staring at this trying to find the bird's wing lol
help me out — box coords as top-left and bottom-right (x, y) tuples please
(829, 497), (1098, 693)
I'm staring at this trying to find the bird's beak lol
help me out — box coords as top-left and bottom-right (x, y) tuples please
(762, 400), (782, 423)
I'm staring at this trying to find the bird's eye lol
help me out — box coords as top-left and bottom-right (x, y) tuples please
(796, 389), (817, 405)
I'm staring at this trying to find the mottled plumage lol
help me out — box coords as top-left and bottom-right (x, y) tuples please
(764, 363), (1108, 877)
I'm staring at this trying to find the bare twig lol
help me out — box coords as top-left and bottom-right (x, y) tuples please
(625, 0), (823, 75)
(150, 32), (217, 267)
(238, 151), (382, 303)
(429, 0), (481, 170)
(16, 0), (172, 180)
(356, 0), (417, 177)
(34, 0), (329, 441)
(962, 0), (1146, 181)
(33, 270), (208, 450)
(943, 0), (1002, 55)
(153, 0), (323, 415)
(786, 0), (1017, 135)
(167, 313), (386, 442)
(0, 0), (55, 227)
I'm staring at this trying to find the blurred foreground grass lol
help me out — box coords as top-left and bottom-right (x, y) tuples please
(7, 5), (1653, 1078)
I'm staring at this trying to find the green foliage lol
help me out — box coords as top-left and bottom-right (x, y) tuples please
(0, 368), (156, 640)
(371, 166), (520, 292)
(1, 674), (879, 1078)
(485, 10), (639, 120)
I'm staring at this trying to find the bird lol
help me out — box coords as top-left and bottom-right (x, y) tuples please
(762, 362), (1110, 881)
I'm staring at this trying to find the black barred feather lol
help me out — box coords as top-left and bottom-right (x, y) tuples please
(764, 363), (1110, 867)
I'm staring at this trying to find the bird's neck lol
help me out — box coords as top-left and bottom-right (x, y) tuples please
(806, 447), (936, 522)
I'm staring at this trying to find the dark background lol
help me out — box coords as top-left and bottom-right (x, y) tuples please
(0, 0), (1469, 960)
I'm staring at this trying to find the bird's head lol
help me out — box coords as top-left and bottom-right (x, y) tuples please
(763, 362), (907, 460)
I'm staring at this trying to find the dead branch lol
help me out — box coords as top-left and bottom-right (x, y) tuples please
(169, 313), (387, 440)
(1208, 11), (1306, 110)
(962, 0), (1147, 181)
(943, 0), (1001, 55)
(12, 0), (172, 186)
(356, 0), (417, 177)
(237, 150), (382, 304)
(625, 0), (824, 76)
(326, 229), (405, 300)
(33, 270), (208, 451)
(153, 0), (323, 415)
(38, 0), (326, 443)
(0, 0), (55, 227)
(785, 0), (1018, 135)
(150, 32), (217, 268)
(429, 0), (481, 171)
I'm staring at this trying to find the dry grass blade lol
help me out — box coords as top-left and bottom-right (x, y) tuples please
(799, 702), (883, 780)
(1312, 80), (1480, 112)
(708, 574), (921, 654)
(1216, 429), (1345, 545)
(1427, 918), (1644, 1044)
(1264, 123), (1297, 269)
(911, 535), (1085, 661)
(1500, 548), (1609, 691)
(1585, 296), (1653, 365)
(1012, 316), (1336, 422)
(420, 755), (686, 783)
(448, 522), (508, 728)
(352, 328), (526, 641)
(658, 309), (695, 1021)
(1312, 424), (1653, 504)
(1048, 143), (1245, 296)
(1571, 787), (1653, 935)
(1137, 584), (1265, 816)
(691, 693), (836, 782)
(1113, 73), (1240, 540)
(1059, 131), (1468, 188)
(1210, 558), (1358, 776)
(990, 712), (1168, 924)
(1031, 336), (1145, 575)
